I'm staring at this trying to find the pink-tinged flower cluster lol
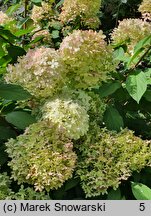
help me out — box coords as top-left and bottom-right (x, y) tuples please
(31, 1), (54, 26)
(5, 47), (66, 98)
(111, 19), (151, 54)
(59, 0), (101, 29)
(59, 30), (116, 89)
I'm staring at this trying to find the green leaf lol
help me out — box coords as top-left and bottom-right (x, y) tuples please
(55, 0), (64, 9)
(6, 111), (36, 130)
(0, 125), (16, 140)
(14, 27), (35, 37)
(113, 47), (129, 62)
(143, 90), (151, 102)
(104, 106), (124, 132)
(0, 55), (12, 67)
(65, 178), (80, 191)
(107, 188), (122, 200)
(31, 0), (42, 6)
(98, 81), (121, 98)
(131, 182), (151, 200)
(7, 45), (26, 62)
(126, 70), (147, 103)
(52, 30), (60, 39)
(0, 45), (5, 58)
(6, 4), (20, 16)
(0, 84), (31, 100)
(127, 35), (151, 67)
(0, 29), (17, 43)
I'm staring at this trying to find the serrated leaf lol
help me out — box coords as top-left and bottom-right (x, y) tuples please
(126, 70), (147, 103)
(98, 81), (121, 98)
(131, 182), (151, 200)
(0, 84), (31, 100)
(104, 106), (124, 132)
(6, 111), (36, 130)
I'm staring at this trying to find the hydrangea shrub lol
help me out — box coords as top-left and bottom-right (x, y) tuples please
(2, 0), (151, 199)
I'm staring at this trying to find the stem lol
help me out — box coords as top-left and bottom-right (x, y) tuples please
(115, 3), (121, 27)
(24, 0), (28, 30)
(134, 46), (151, 68)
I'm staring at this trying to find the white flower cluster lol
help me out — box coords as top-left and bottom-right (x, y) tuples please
(41, 98), (89, 140)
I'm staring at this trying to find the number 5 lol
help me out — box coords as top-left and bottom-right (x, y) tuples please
(139, 203), (145, 211)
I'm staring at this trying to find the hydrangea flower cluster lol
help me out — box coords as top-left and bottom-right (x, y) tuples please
(76, 128), (151, 197)
(6, 121), (77, 191)
(0, 173), (13, 200)
(61, 88), (107, 124)
(0, 11), (12, 25)
(41, 98), (89, 140)
(0, 173), (50, 200)
(59, 0), (101, 29)
(59, 30), (116, 89)
(32, 29), (52, 44)
(31, 1), (55, 26)
(139, 0), (151, 20)
(111, 19), (151, 54)
(5, 47), (66, 98)
(0, 11), (16, 32)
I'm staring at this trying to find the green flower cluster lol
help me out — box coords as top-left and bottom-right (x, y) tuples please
(0, 173), (14, 200)
(0, 173), (50, 200)
(41, 98), (89, 140)
(6, 121), (77, 191)
(76, 128), (151, 197)
(5, 47), (66, 98)
(59, 30), (116, 89)
(111, 18), (151, 54)
(61, 88), (107, 124)
(59, 0), (101, 29)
